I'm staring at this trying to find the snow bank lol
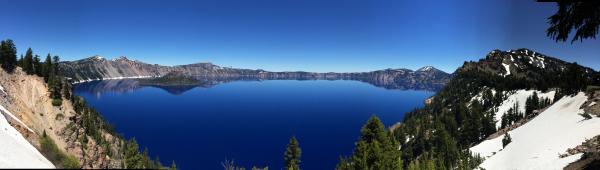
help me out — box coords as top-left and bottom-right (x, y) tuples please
(0, 105), (54, 168)
(502, 63), (511, 77)
(493, 90), (555, 128)
(472, 92), (599, 170)
(72, 75), (157, 84)
(0, 105), (33, 133)
(470, 133), (505, 159)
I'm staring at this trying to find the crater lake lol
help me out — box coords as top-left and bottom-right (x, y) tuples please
(74, 79), (433, 169)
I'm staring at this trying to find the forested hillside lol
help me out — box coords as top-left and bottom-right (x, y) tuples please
(337, 48), (600, 169)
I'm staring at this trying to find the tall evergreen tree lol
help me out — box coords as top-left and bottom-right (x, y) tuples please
(124, 138), (144, 169)
(52, 55), (60, 75)
(17, 54), (23, 68)
(502, 133), (512, 148)
(0, 39), (18, 73)
(43, 54), (53, 82)
(284, 136), (301, 170)
(33, 55), (42, 76)
(22, 48), (34, 74)
(337, 115), (402, 170)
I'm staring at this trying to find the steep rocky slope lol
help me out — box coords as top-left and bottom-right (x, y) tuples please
(59, 56), (451, 91)
(0, 68), (122, 168)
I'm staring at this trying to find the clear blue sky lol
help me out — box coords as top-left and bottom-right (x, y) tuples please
(1, 0), (598, 73)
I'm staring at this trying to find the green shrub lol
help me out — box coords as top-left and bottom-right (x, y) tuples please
(51, 99), (62, 106)
(61, 155), (80, 169)
(39, 132), (81, 169)
(55, 113), (64, 120)
(502, 133), (512, 148)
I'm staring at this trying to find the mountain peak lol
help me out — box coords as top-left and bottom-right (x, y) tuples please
(85, 55), (106, 62)
(113, 56), (130, 61)
(416, 66), (437, 72)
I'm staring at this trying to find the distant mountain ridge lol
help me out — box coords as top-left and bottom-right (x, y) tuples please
(59, 57), (452, 91)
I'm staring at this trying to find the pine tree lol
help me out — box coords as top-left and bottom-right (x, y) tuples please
(502, 133), (512, 148)
(124, 138), (144, 169)
(23, 48), (34, 74)
(17, 54), (23, 67)
(52, 55), (60, 75)
(337, 115), (402, 170)
(0, 39), (18, 73)
(284, 136), (301, 170)
(43, 54), (52, 82)
(33, 55), (42, 76)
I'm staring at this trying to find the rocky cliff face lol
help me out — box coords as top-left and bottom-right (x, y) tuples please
(461, 48), (598, 82)
(60, 56), (452, 91)
(0, 68), (122, 168)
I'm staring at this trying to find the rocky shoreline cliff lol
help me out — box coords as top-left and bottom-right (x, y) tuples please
(60, 56), (452, 91)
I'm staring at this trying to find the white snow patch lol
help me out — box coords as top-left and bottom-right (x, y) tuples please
(472, 92), (598, 170)
(529, 57), (533, 64)
(72, 75), (157, 84)
(0, 105), (54, 168)
(0, 84), (5, 95)
(470, 133), (505, 159)
(0, 105), (33, 133)
(502, 63), (511, 77)
(589, 102), (596, 107)
(493, 90), (555, 128)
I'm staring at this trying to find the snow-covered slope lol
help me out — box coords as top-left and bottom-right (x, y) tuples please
(0, 104), (54, 168)
(492, 90), (555, 128)
(471, 92), (600, 169)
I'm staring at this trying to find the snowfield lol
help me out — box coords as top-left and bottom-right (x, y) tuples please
(471, 92), (599, 170)
(0, 104), (54, 168)
(492, 90), (555, 128)
(502, 63), (511, 77)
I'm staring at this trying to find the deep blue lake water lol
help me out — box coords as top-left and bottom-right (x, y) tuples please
(74, 80), (433, 169)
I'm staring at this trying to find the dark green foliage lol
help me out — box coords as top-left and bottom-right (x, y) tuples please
(546, 2), (600, 43)
(123, 137), (170, 169)
(562, 62), (589, 94)
(51, 98), (63, 106)
(524, 92), (552, 119)
(284, 136), (301, 170)
(72, 96), (115, 144)
(336, 115), (402, 170)
(39, 131), (81, 169)
(22, 48), (34, 74)
(580, 113), (593, 120)
(43, 54), (52, 82)
(0, 39), (18, 72)
(502, 133), (512, 148)
(501, 103), (523, 129)
(33, 55), (42, 76)
(124, 138), (144, 169)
